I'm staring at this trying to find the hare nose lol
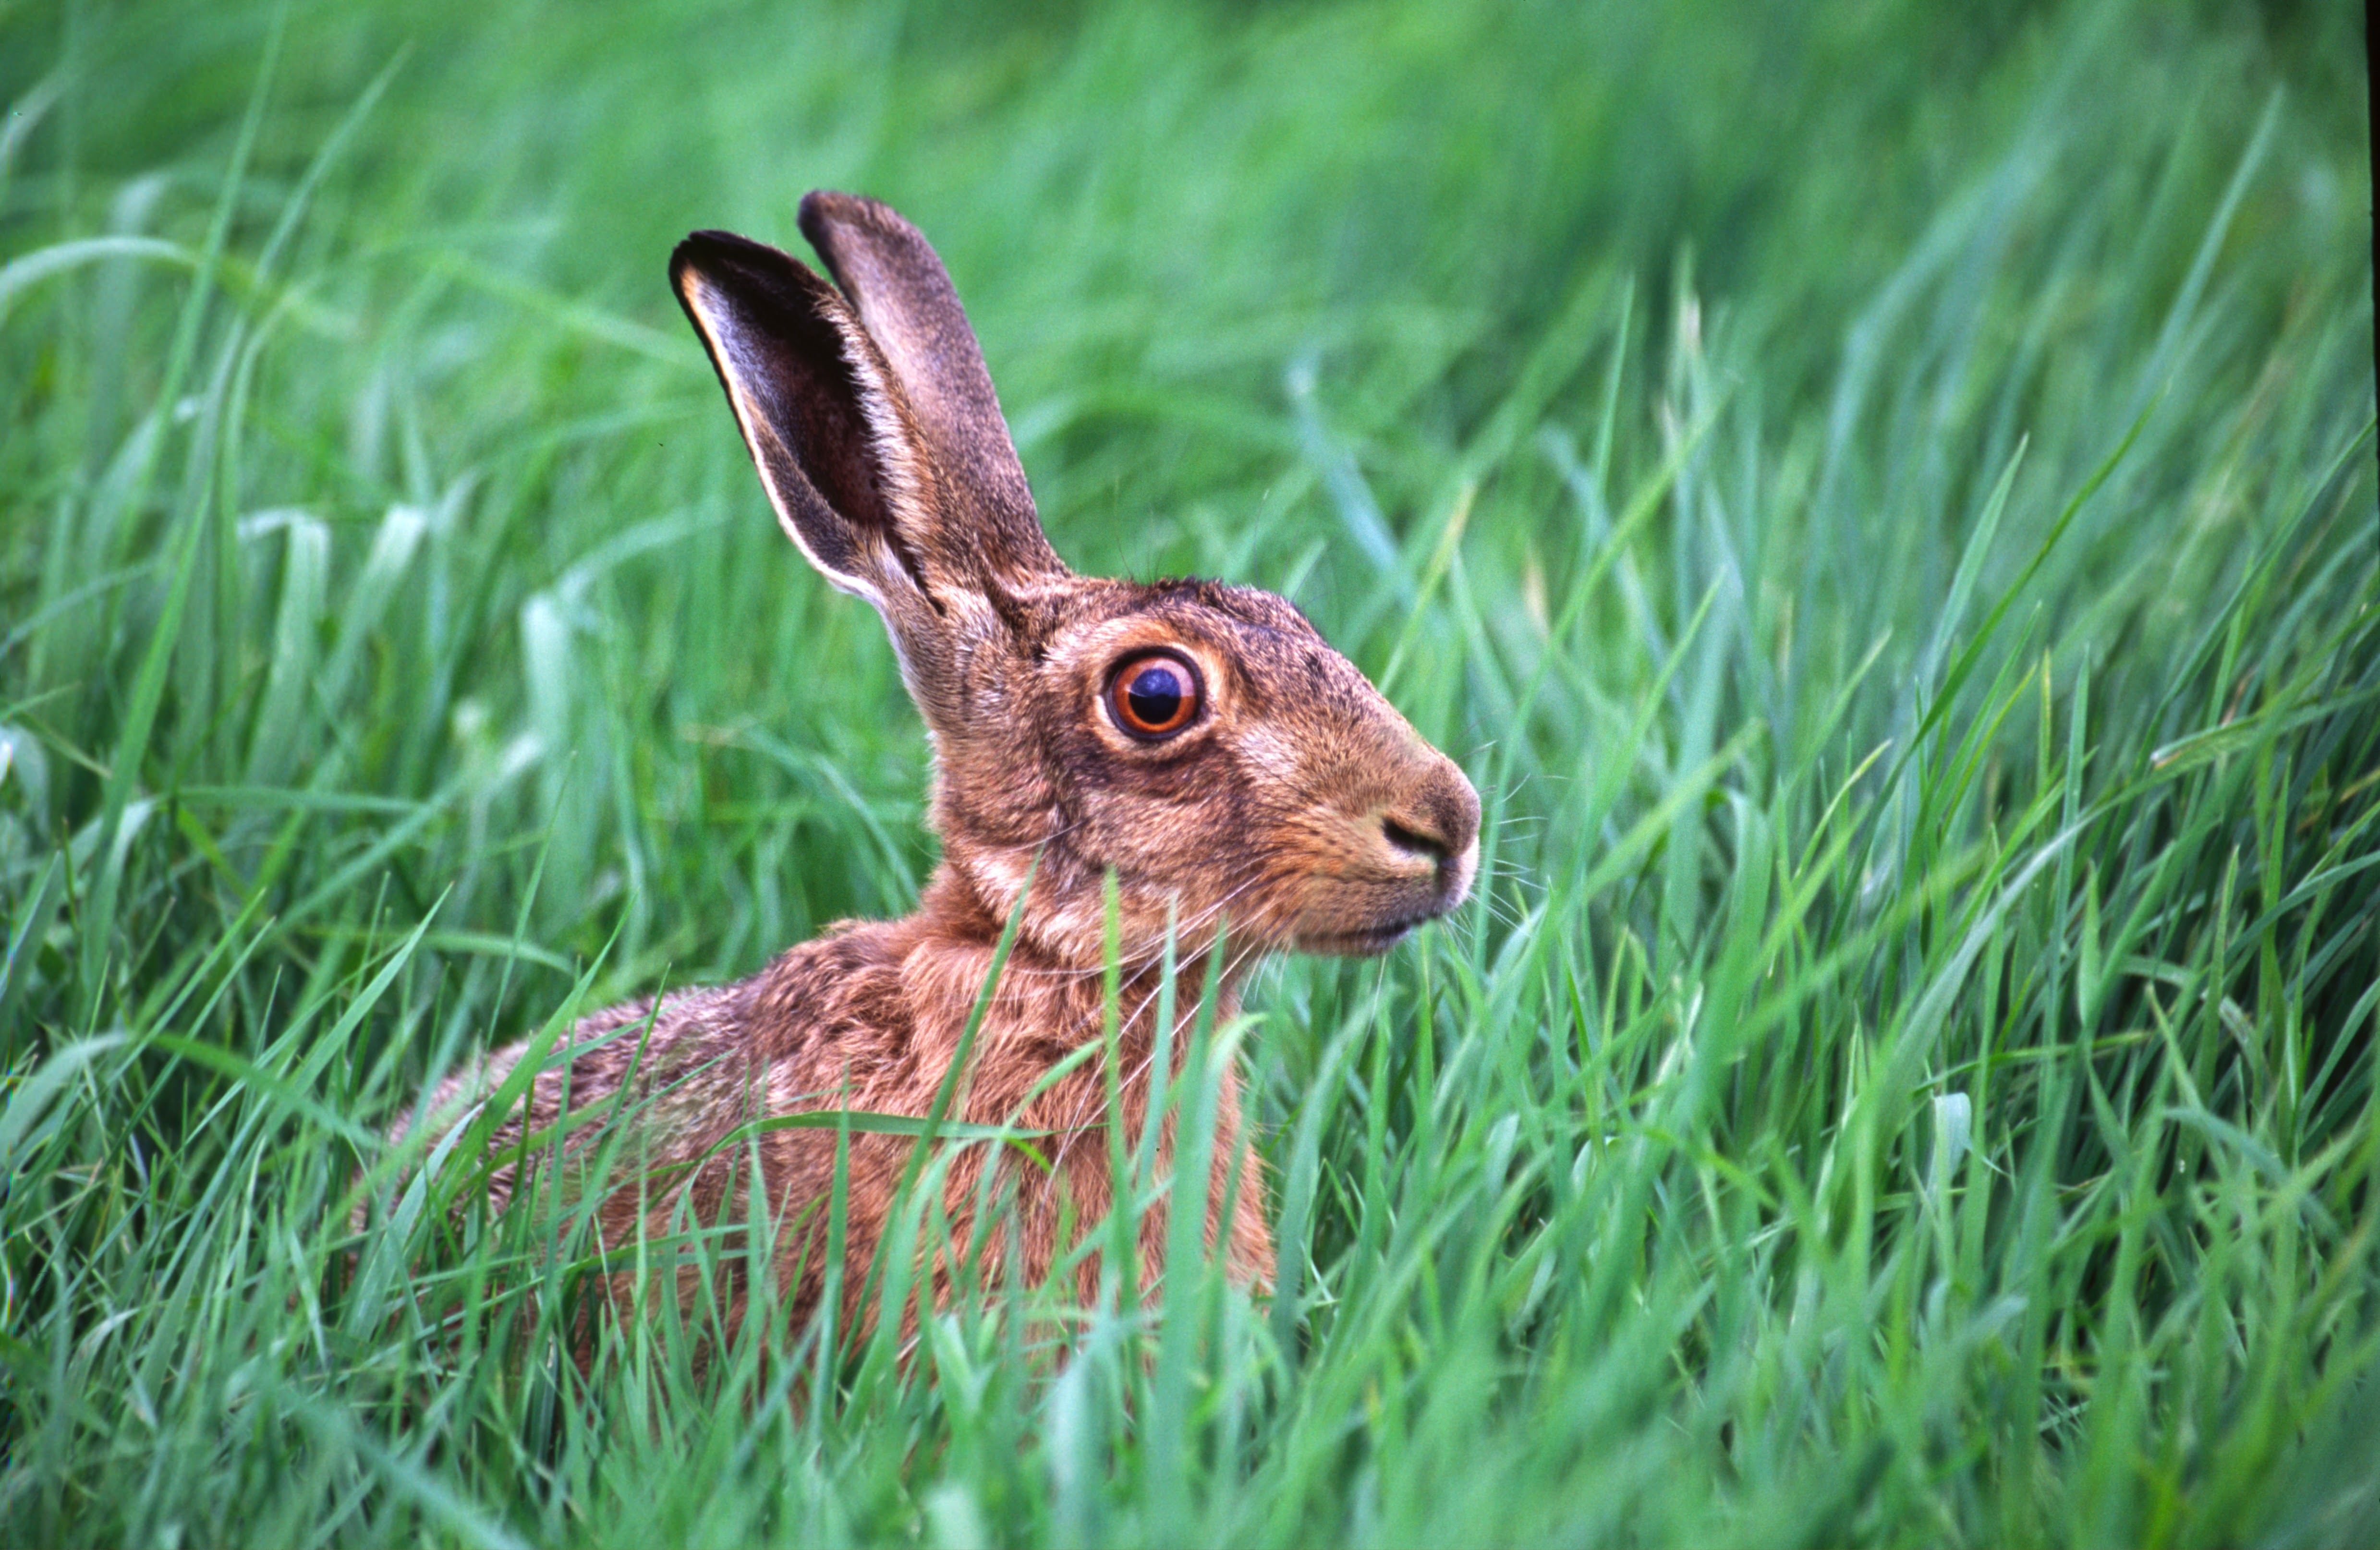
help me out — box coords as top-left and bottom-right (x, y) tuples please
(1382, 815), (1448, 862)
(1380, 760), (1481, 878)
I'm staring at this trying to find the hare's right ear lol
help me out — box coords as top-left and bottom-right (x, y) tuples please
(669, 230), (949, 649)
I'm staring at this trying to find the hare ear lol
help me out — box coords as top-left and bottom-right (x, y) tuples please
(670, 229), (947, 622)
(798, 191), (1065, 588)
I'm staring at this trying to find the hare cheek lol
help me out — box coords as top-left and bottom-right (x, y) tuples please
(1230, 724), (1306, 788)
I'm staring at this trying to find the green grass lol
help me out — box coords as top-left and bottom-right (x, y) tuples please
(3, 0), (2376, 1543)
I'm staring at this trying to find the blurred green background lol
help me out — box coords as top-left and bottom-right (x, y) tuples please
(2, 0), (2375, 1544)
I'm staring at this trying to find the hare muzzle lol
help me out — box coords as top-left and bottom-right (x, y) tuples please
(1291, 743), (1480, 957)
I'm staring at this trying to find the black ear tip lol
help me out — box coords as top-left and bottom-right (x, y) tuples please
(672, 228), (765, 279)
(669, 230), (727, 292)
(799, 190), (910, 253)
(797, 191), (853, 243)
(670, 230), (836, 315)
(797, 193), (841, 256)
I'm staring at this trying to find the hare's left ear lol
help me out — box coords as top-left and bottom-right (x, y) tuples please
(797, 191), (1064, 592)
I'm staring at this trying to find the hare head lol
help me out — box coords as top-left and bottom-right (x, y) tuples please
(671, 193), (1478, 975)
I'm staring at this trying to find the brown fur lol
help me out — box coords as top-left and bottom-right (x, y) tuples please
(379, 193), (1480, 1355)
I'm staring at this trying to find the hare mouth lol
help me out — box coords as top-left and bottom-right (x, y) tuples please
(1295, 915), (1432, 957)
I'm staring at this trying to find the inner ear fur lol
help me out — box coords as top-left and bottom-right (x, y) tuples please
(670, 229), (935, 607)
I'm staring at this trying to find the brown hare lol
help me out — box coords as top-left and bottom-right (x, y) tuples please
(386, 191), (1478, 1349)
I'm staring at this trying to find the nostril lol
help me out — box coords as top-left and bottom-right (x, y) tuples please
(1382, 816), (1449, 863)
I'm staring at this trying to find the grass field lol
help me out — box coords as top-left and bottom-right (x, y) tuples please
(3, 0), (2377, 1543)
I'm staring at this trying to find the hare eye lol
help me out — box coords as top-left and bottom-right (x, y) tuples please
(1106, 651), (1201, 739)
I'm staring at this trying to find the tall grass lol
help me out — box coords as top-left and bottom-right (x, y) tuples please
(3, 0), (2375, 1543)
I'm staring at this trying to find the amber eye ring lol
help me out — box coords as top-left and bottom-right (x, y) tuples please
(1105, 650), (1203, 739)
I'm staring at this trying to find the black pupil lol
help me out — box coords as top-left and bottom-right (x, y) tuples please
(1125, 663), (1183, 727)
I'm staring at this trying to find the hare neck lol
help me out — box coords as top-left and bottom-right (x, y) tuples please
(913, 860), (1251, 1045)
